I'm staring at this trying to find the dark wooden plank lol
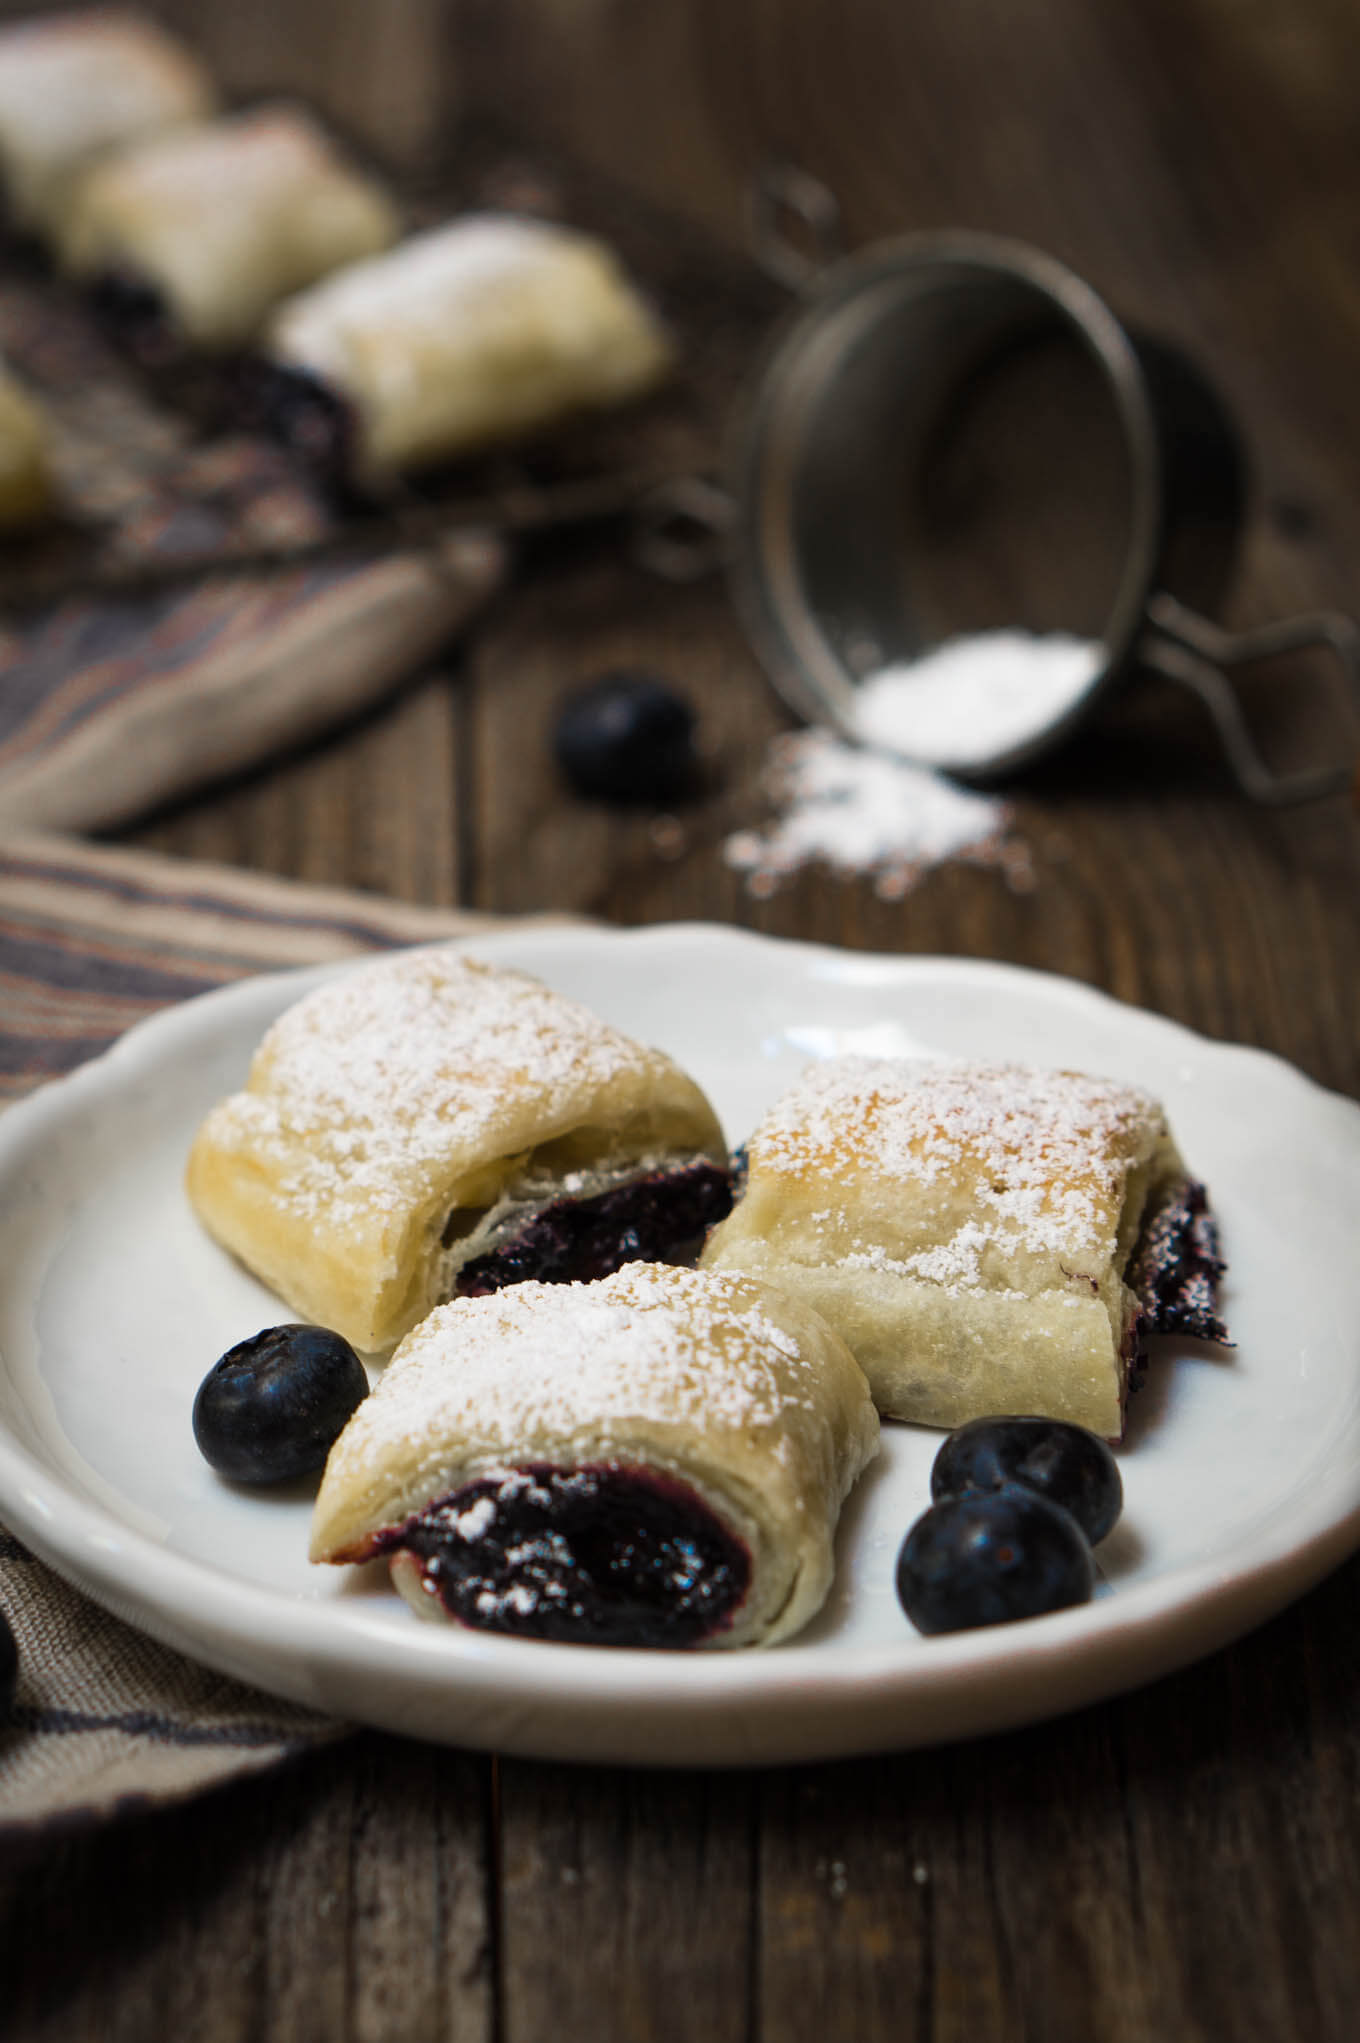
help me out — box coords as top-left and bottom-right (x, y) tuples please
(497, 1762), (756, 2043)
(345, 1737), (497, 2043)
(132, 667), (467, 905)
(0, 1739), (496, 2043)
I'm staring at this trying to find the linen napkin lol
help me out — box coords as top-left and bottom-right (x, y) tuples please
(0, 529), (506, 835)
(0, 830), (552, 1842)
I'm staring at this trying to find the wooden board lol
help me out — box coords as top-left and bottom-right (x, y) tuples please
(2, 6), (1359, 2041)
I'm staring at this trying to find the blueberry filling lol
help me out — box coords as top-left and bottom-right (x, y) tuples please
(1129, 1177), (1231, 1345)
(375, 1462), (752, 1647)
(454, 1158), (733, 1296)
(88, 267), (180, 368)
(244, 359), (357, 485)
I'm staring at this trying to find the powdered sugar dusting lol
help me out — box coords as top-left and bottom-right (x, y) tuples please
(750, 1057), (1164, 1275)
(325, 1263), (839, 1485)
(723, 729), (1026, 900)
(227, 947), (661, 1220)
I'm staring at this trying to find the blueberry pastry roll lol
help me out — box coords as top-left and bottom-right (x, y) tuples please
(186, 947), (733, 1353)
(0, 358), (52, 528)
(310, 1263), (879, 1649)
(701, 1058), (1228, 1439)
(0, 10), (214, 240)
(57, 105), (400, 356)
(257, 214), (673, 486)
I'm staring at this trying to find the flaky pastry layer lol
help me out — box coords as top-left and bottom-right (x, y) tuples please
(57, 104), (400, 347)
(0, 359), (51, 528)
(0, 11), (215, 237)
(186, 947), (727, 1352)
(310, 1263), (879, 1650)
(703, 1056), (1192, 1438)
(264, 214), (673, 479)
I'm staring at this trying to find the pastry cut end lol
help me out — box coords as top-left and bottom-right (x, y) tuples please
(185, 946), (733, 1353)
(701, 1058), (1230, 1441)
(309, 1264), (878, 1649)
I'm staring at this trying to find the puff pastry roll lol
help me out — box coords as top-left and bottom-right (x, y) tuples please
(310, 1262), (879, 1649)
(186, 947), (733, 1354)
(57, 104), (401, 355)
(0, 358), (52, 528)
(701, 1058), (1228, 1439)
(257, 214), (673, 485)
(0, 10), (214, 239)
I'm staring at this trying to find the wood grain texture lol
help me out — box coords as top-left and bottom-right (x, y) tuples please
(3, 2), (1360, 2040)
(0, 0), (457, 171)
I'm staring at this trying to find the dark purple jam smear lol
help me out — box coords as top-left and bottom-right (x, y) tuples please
(88, 267), (182, 370)
(380, 1461), (751, 1647)
(242, 359), (357, 491)
(1129, 1178), (1231, 1345)
(455, 1158), (733, 1297)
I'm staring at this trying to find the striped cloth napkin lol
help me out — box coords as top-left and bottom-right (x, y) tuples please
(0, 830), (548, 1841)
(0, 272), (507, 835)
(0, 528), (506, 836)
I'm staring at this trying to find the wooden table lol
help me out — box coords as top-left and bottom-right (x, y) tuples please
(3, 3), (1360, 2038)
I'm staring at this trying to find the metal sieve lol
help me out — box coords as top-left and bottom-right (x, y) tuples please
(645, 173), (1358, 803)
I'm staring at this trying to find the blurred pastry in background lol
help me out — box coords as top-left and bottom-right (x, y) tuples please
(0, 357), (53, 529)
(56, 103), (402, 361)
(255, 214), (674, 489)
(0, 9), (214, 241)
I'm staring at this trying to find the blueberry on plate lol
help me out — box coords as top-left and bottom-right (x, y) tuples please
(0, 1605), (17, 1715)
(553, 670), (698, 804)
(930, 1415), (1123, 1546)
(895, 1484), (1095, 1635)
(193, 1324), (369, 1485)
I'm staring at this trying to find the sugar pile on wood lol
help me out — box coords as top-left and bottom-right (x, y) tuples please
(723, 728), (1025, 899)
(723, 629), (1092, 895)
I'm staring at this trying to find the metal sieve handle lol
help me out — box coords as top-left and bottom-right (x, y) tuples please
(1139, 591), (1360, 805)
(746, 163), (846, 294)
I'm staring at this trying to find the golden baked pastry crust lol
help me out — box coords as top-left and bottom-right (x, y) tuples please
(0, 11), (215, 237)
(309, 1262), (879, 1650)
(186, 947), (728, 1353)
(264, 214), (673, 480)
(0, 360), (51, 528)
(702, 1057), (1190, 1438)
(57, 104), (400, 348)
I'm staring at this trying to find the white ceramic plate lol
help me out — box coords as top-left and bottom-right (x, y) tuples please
(1, 925), (1358, 1767)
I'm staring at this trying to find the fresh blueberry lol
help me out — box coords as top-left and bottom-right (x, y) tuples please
(553, 671), (699, 804)
(193, 1324), (369, 1485)
(930, 1415), (1123, 1546)
(0, 1605), (17, 1714)
(895, 1485), (1095, 1635)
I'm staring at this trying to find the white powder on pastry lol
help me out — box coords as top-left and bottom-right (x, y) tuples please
(748, 1057), (1163, 1270)
(321, 1264), (836, 1486)
(722, 729), (1023, 899)
(220, 949), (645, 1218)
(267, 213), (672, 475)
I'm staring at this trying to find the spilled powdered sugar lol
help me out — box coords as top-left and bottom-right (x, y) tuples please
(724, 630), (1101, 896)
(723, 729), (1028, 899)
